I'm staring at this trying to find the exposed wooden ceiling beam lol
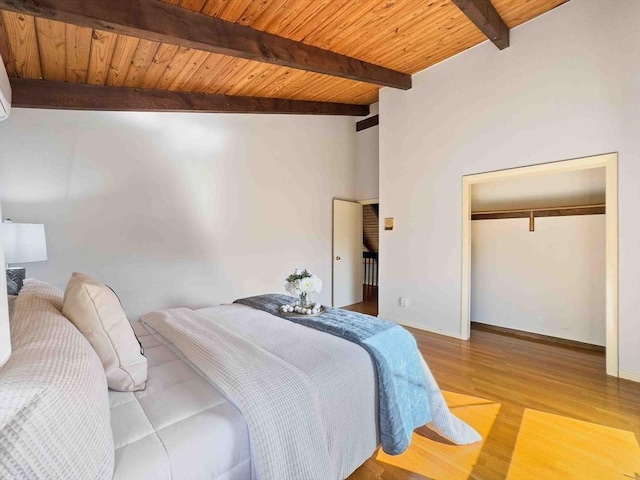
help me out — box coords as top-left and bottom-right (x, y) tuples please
(10, 78), (370, 115)
(0, 0), (411, 90)
(451, 0), (510, 50)
(356, 114), (379, 132)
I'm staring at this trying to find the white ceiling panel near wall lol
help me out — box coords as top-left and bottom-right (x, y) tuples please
(472, 167), (606, 211)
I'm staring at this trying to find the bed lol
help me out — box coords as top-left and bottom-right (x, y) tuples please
(0, 279), (478, 480)
(111, 317), (252, 479)
(137, 304), (381, 479)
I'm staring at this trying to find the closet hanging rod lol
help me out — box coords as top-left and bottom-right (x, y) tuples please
(471, 203), (605, 221)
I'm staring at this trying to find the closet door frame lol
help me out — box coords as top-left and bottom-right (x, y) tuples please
(461, 153), (618, 377)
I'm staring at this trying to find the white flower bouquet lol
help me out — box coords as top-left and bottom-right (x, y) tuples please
(282, 268), (323, 315)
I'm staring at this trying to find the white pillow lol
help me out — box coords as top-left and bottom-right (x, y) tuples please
(20, 278), (65, 311)
(0, 289), (114, 479)
(62, 272), (147, 392)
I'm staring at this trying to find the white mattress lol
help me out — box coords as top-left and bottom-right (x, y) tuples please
(110, 319), (252, 480)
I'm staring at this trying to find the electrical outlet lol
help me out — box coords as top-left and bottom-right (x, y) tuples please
(400, 297), (408, 307)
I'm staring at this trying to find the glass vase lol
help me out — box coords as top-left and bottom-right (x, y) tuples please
(298, 292), (312, 309)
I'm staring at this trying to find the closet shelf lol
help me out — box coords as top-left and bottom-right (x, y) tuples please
(471, 204), (605, 232)
(471, 204), (605, 221)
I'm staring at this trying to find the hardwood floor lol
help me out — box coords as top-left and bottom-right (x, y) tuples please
(343, 285), (378, 316)
(346, 322), (640, 480)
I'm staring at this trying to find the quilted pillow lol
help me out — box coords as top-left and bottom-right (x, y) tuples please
(0, 289), (114, 479)
(20, 278), (65, 311)
(62, 272), (147, 392)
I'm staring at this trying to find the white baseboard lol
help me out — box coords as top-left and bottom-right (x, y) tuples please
(393, 318), (464, 340)
(618, 370), (640, 383)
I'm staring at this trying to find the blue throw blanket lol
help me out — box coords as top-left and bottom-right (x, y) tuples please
(234, 294), (431, 455)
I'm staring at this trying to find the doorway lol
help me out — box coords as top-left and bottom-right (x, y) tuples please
(332, 198), (379, 316)
(461, 153), (618, 376)
(360, 201), (379, 316)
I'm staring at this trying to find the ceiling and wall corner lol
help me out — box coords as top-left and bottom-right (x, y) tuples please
(355, 103), (379, 123)
(378, 0), (640, 377)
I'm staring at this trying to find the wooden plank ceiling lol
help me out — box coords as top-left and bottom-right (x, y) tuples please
(0, 0), (567, 113)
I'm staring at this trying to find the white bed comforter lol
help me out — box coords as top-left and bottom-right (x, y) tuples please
(141, 304), (379, 480)
(111, 320), (252, 480)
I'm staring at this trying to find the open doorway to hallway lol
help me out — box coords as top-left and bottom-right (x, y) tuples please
(344, 201), (379, 317)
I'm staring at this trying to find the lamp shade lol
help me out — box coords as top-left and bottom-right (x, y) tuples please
(2, 223), (48, 264)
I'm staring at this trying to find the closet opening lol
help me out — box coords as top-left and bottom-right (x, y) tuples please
(461, 153), (618, 376)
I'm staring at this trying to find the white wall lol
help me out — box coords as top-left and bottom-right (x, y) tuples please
(0, 109), (356, 319)
(472, 167), (605, 211)
(379, 0), (640, 376)
(356, 103), (379, 201)
(356, 127), (379, 201)
(471, 216), (605, 345)
(0, 202), (10, 367)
